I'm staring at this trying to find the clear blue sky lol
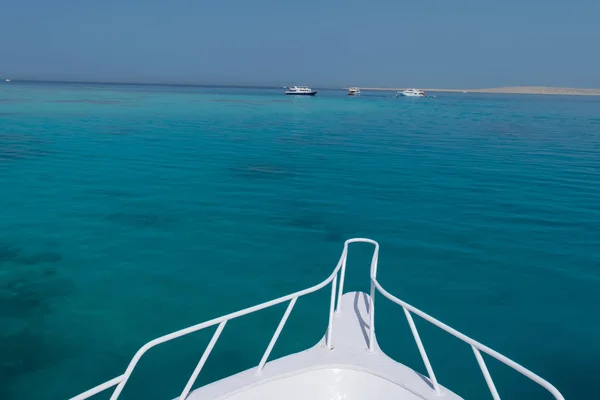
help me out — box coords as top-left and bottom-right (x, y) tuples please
(1, 0), (599, 88)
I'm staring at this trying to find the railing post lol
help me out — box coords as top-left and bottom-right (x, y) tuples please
(368, 280), (376, 352)
(326, 274), (338, 349)
(179, 321), (227, 400)
(472, 346), (501, 400)
(368, 247), (378, 352)
(336, 249), (347, 313)
(403, 307), (441, 395)
(256, 297), (298, 373)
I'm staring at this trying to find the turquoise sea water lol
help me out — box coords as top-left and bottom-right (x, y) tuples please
(1, 82), (599, 399)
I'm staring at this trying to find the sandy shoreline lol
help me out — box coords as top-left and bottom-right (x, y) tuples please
(357, 86), (600, 96)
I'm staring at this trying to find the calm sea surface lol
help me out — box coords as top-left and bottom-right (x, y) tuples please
(1, 82), (598, 399)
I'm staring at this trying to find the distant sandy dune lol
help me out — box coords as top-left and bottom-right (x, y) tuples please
(359, 86), (600, 96)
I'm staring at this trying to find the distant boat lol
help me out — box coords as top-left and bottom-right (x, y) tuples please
(4, 79), (10, 82)
(285, 86), (318, 96)
(397, 88), (426, 97)
(348, 87), (361, 96)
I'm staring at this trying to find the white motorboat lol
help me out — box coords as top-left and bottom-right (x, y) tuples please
(348, 87), (361, 96)
(285, 85), (318, 96)
(70, 238), (565, 400)
(398, 88), (426, 97)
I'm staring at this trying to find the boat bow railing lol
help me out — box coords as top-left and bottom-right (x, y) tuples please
(70, 238), (565, 400)
(70, 241), (350, 400)
(355, 239), (564, 400)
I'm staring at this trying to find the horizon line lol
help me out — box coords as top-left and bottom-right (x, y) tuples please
(5, 79), (600, 95)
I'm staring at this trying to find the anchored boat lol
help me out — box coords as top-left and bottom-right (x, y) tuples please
(398, 88), (426, 97)
(285, 85), (318, 96)
(348, 87), (361, 96)
(71, 238), (565, 400)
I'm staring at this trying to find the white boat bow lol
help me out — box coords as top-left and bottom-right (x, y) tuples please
(285, 85), (318, 96)
(398, 89), (426, 97)
(70, 238), (565, 400)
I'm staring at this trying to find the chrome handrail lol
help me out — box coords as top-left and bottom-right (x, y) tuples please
(70, 238), (565, 400)
(361, 239), (565, 400)
(70, 244), (348, 400)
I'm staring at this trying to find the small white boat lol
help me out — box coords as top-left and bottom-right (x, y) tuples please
(4, 79), (10, 82)
(285, 85), (318, 96)
(398, 88), (426, 97)
(348, 87), (361, 96)
(70, 238), (565, 400)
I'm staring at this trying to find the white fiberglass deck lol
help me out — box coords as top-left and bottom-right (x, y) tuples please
(217, 369), (425, 400)
(71, 239), (565, 400)
(187, 291), (459, 400)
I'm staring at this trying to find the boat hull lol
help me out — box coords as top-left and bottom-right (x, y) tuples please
(285, 91), (318, 96)
(186, 292), (463, 400)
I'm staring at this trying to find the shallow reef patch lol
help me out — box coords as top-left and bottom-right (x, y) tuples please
(105, 211), (179, 229)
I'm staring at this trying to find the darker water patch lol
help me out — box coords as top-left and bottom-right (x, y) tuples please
(19, 251), (63, 265)
(274, 131), (349, 148)
(287, 213), (324, 230)
(46, 99), (121, 105)
(0, 262), (74, 394)
(0, 262), (75, 380)
(0, 112), (27, 116)
(0, 242), (20, 263)
(0, 132), (45, 143)
(0, 148), (46, 162)
(0, 98), (29, 103)
(545, 356), (598, 400)
(324, 230), (343, 243)
(480, 287), (518, 308)
(88, 188), (137, 199)
(0, 328), (75, 396)
(0, 133), (48, 162)
(229, 162), (300, 180)
(1, 277), (46, 318)
(270, 212), (345, 243)
(105, 211), (179, 229)
(97, 124), (140, 136)
(0, 266), (74, 319)
(0, 240), (63, 267)
(210, 98), (291, 105)
(115, 127), (137, 135)
(211, 99), (259, 105)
